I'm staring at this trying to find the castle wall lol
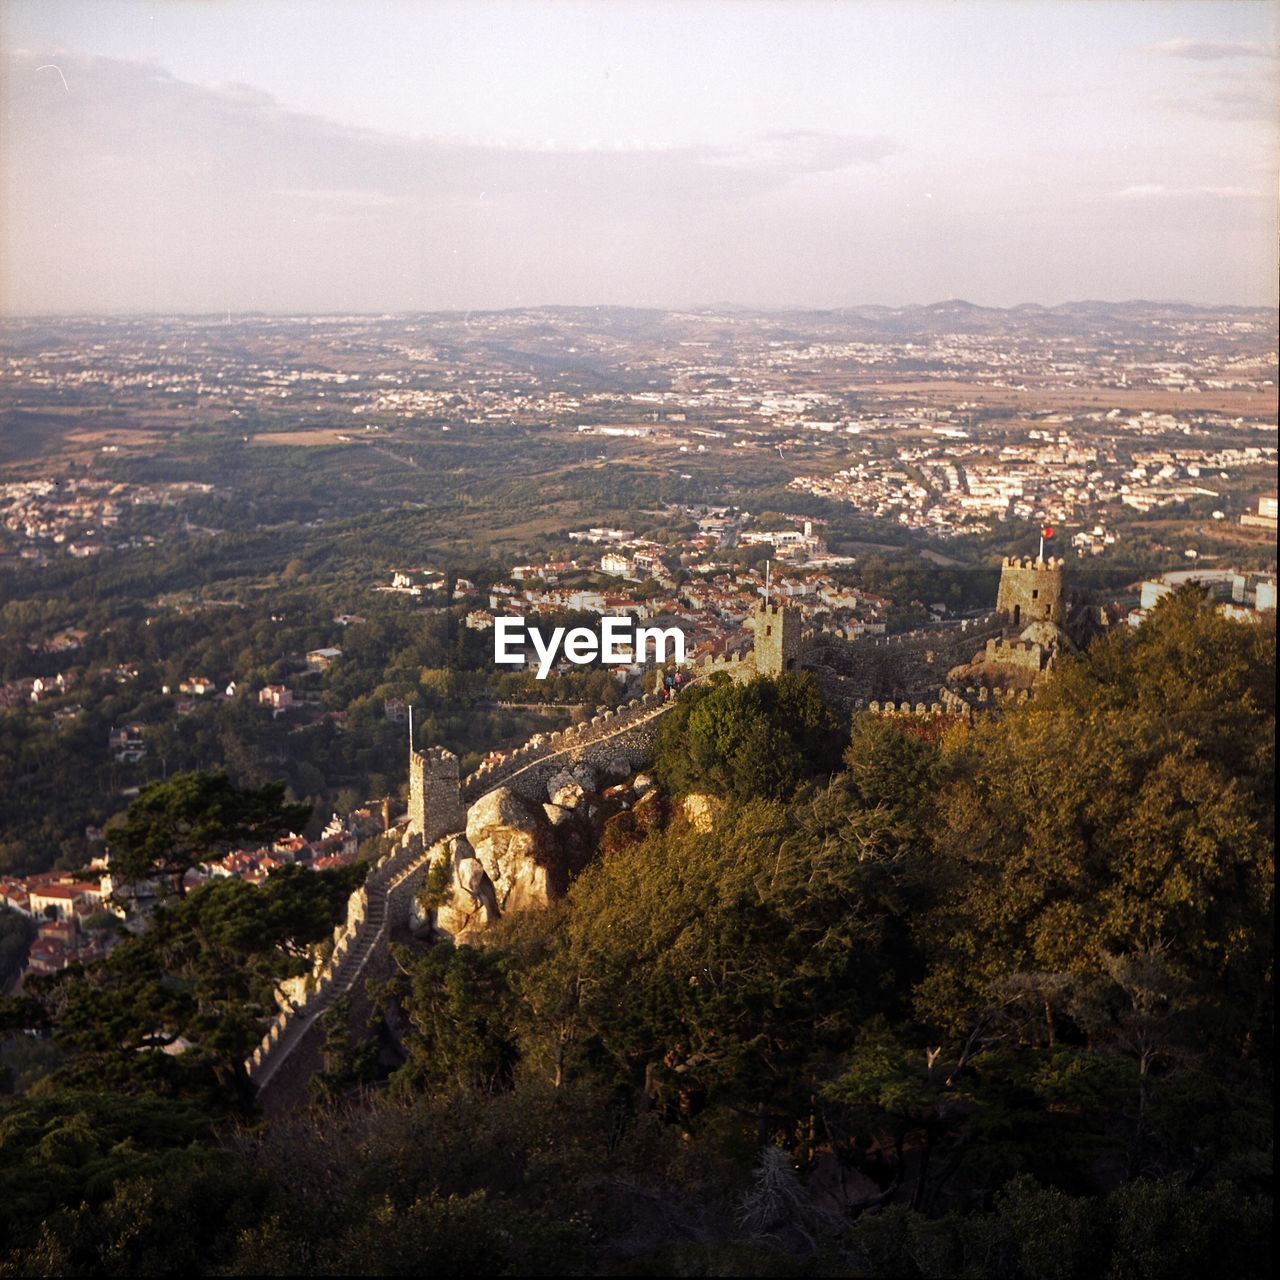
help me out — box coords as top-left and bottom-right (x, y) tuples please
(983, 637), (1046, 671)
(250, 693), (681, 1097)
(246, 828), (435, 1087)
(459, 693), (673, 803)
(253, 585), (1050, 1102)
(806, 614), (1003, 704)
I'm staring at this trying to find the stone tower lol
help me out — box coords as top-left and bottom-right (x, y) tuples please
(751, 601), (803, 676)
(996, 555), (1065, 627)
(408, 746), (467, 844)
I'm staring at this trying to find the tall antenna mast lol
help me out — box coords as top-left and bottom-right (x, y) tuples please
(765, 559), (772, 606)
(408, 703), (414, 753)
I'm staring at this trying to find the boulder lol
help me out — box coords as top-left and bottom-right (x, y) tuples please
(546, 768), (575, 800)
(632, 789), (664, 827)
(431, 836), (500, 943)
(465, 786), (565, 913)
(549, 779), (586, 809)
(632, 772), (655, 795)
(543, 802), (574, 828)
(455, 851), (490, 900)
(569, 761), (600, 792)
(467, 788), (533, 841)
(681, 793), (721, 834)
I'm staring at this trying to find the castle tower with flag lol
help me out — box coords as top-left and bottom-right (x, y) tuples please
(995, 538), (1065, 627)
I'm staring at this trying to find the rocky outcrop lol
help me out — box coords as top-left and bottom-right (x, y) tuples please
(543, 802), (574, 828)
(681, 792), (722, 834)
(465, 786), (567, 914)
(546, 759), (608, 808)
(548, 773), (587, 809)
(419, 771), (663, 941)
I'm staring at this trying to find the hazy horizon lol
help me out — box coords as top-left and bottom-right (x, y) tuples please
(3, 297), (1274, 323)
(3, 1), (1276, 316)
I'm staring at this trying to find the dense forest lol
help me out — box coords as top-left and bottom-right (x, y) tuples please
(0, 588), (1272, 1275)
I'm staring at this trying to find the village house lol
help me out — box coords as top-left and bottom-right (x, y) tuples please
(258, 684), (295, 711)
(107, 723), (147, 762)
(27, 881), (100, 922)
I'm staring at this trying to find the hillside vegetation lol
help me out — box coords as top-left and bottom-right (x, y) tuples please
(0, 587), (1272, 1276)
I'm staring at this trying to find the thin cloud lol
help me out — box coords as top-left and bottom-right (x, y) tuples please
(2, 50), (896, 209)
(1113, 183), (1258, 201)
(2, 46), (1273, 312)
(271, 187), (405, 209)
(1147, 38), (1274, 61)
(1150, 86), (1277, 124)
(712, 130), (900, 175)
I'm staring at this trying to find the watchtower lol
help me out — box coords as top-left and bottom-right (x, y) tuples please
(996, 556), (1065, 627)
(408, 746), (467, 843)
(751, 601), (803, 676)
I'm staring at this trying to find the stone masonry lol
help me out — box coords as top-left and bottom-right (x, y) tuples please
(995, 555), (1065, 626)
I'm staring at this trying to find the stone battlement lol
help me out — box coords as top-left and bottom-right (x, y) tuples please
(413, 745), (460, 776)
(858, 614), (1002, 650)
(698, 649), (752, 679)
(867, 699), (948, 717)
(246, 830), (433, 1085)
(984, 637), (1048, 670)
(460, 692), (670, 802)
(1001, 555), (1065, 570)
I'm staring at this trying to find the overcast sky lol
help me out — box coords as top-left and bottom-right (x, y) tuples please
(2, 1), (1276, 314)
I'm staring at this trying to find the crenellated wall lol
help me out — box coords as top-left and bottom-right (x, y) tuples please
(866, 698), (970, 721)
(459, 693), (672, 802)
(805, 613), (1004, 705)
(698, 648), (754, 680)
(245, 830), (436, 1086)
(983, 636), (1048, 671)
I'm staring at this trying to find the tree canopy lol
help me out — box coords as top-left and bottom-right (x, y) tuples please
(652, 670), (847, 801)
(105, 772), (311, 898)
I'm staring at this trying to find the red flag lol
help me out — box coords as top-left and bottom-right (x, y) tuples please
(1041, 526), (1054, 539)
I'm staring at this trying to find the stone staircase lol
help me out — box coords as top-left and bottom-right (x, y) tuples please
(247, 837), (439, 1091)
